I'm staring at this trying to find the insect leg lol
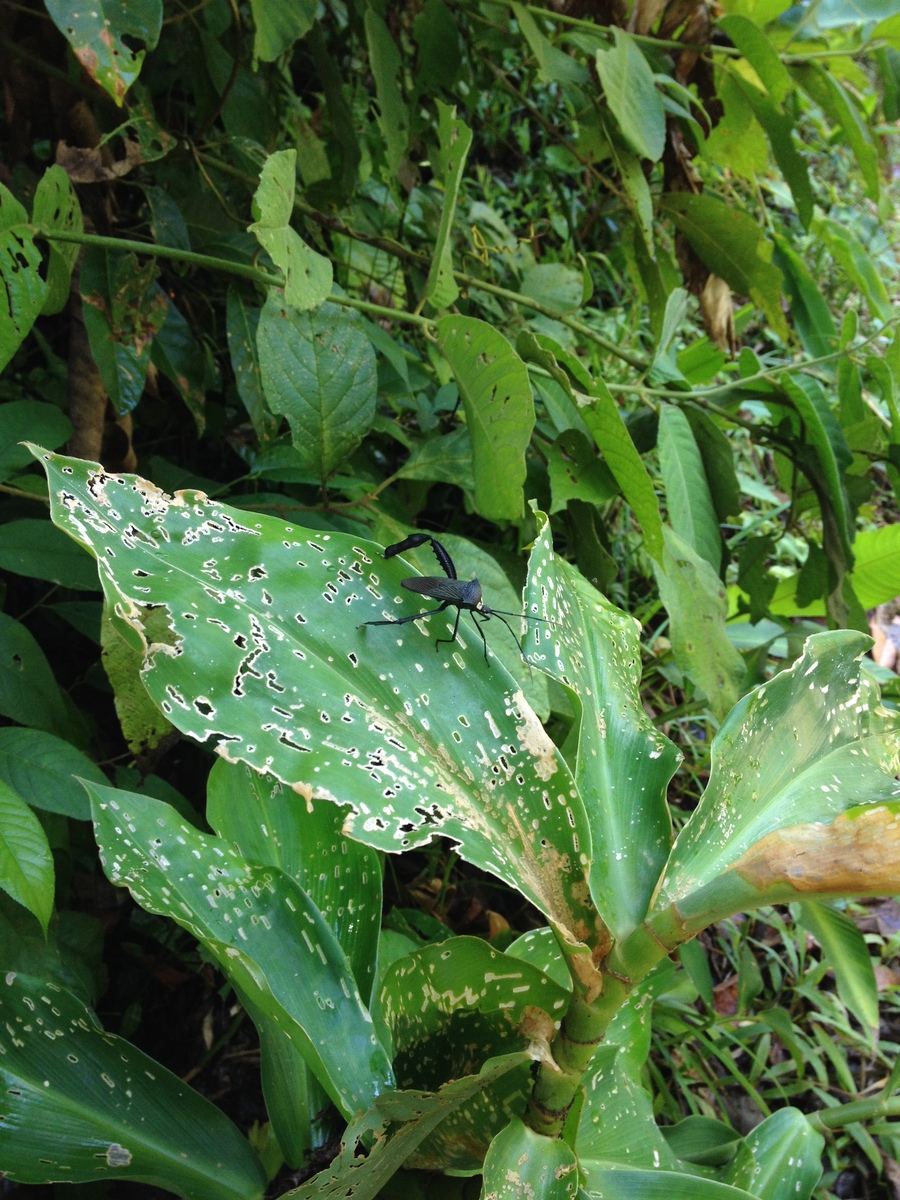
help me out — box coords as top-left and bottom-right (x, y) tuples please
(360, 603), (449, 629)
(469, 611), (492, 663)
(434, 603), (463, 651)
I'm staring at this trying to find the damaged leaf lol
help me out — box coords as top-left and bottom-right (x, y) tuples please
(646, 631), (900, 940)
(0, 185), (48, 371)
(33, 448), (597, 946)
(45, 0), (162, 106)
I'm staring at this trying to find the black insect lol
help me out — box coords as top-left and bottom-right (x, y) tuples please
(359, 533), (545, 664)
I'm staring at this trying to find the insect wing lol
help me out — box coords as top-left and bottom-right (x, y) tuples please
(402, 576), (466, 600)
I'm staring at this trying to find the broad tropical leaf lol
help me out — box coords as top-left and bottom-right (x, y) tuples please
(33, 448), (598, 944)
(86, 780), (394, 1117)
(527, 513), (679, 941)
(256, 295), (377, 480)
(642, 631), (900, 945)
(0, 973), (266, 1199)
(437, 316), (534, 521)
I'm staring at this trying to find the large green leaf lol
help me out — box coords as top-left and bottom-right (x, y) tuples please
(660, 194), (787, 339)
(644, 632), (900, 943)
(206, 757), (382, 1005)
(256, 295), (377, 480)
(0, 782), (54, 934)
(424, 103), (473, 310)
(482, 1118), (578, 1199)
(34, 449), (597, 944)
(594, 29), (665, 162)
(0, 973), (266, 1198)
(437, 316), (534, 521)
(527, 514), (679, 941)
(249, 151), (332, 310)
(365, 8), (410, 177)
(658, 405), (722, 572)
(0, 185), (48, 371)
(655, 528), (744, 720)
(580, 380), (665, 565)
(86, 780), (394, 1117)
(725, 1109), (823, 1200)
(0, 727), (105, 820)
(45, 0), (161, 104)
(248, 0), (316, 62)
(576, 1045), (679, 1179)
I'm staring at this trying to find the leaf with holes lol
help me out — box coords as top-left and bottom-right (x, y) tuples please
(44, 0), (161, 105)
(33, 447), (597, 951)
(86, 780), (393, 1116)
(0, 185), (48, 371)
(249, 151), (332, 311)
(0, 972), (266, 1198)
(285, 1054), (530, 1199)
(380, 936), (568, 1170)
(526, 512), (679, 941)
(32, 165), (82, 316)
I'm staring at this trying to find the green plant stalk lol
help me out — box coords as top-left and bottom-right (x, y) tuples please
(32, 228), (434, 331)
(525, 961), (642, 1137)
(806, 1095), (900, 1132)
(522, 913), (698, 1135)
